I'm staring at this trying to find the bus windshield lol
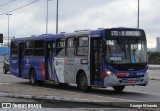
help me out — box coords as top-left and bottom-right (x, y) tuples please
(105, 39), (147, 64)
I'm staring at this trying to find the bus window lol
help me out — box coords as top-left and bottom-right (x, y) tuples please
(34, 40), (44, 56)
(77, 36), (88, 56)
(11, 42), (18, 57)
(66, 37), (76, 58)
(56, 38), (65, 57)
(25, 41), (34, 56)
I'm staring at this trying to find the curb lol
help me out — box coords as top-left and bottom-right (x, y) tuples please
(0, 92), (159, 110)
(0, 92), (107, 103)
(0, 92), (113, 107)
(0, 92), (138, 108)
(0, 92), (158, 111)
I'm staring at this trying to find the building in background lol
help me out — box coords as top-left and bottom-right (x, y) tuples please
(156, 37), (160, 52)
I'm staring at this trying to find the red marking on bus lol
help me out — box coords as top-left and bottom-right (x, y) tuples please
(117, 73), (129, 77)
(102, 72), (109, 77)
(40, 58), (45, 80)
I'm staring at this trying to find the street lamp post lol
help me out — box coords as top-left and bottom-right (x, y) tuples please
(46, 0), (51, 34)
(6, 13), (12, 55)
(46, 0), (58, 34)
(56, 0), (58, 34)
(137, 0), (139, 28)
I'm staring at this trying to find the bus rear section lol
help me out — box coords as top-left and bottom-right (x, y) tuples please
(10, 41), (25, 78)
(10, 36), (58, 84)
(101, 28), (148, 92)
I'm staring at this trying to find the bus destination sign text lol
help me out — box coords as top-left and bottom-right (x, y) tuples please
(111, 31), (141, 37)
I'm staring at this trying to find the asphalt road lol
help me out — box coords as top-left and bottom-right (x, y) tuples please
(0, 68), (160, 110)
(0, 69), (159, 102)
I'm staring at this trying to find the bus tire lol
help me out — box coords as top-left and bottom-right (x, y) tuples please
(112, 86), (125, 92)
(77, 73), (91, 91)
(29, 69), (37, 85)
(3, 67), (7, 74)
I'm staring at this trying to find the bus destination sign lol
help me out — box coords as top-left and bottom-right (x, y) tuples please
(111, 31), (141, 37)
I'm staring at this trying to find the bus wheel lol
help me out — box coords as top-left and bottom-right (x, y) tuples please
(77, 73), (91, 91)
(29, 70), (37, 85)
(3, 67), (7, 74)
(112, 86), (125, 92)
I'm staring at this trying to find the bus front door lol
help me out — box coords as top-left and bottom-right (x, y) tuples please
(18, 43), (24, 77)
(45, 41), (55, 80)
(90, 38), (102, 85)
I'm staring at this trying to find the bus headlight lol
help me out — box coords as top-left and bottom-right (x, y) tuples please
(106, 70), (116, 77)
(106, 70), (112, 75)
(103, 70), (116, 77)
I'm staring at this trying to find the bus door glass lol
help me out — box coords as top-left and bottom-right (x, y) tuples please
(11, 42), (18, 76)
(65, 37), (76, 83)
(55, 38), (65, 83)
(18, 43), (24, 77)
(45, 41), (55, 80)
(90, 38), (102, 82)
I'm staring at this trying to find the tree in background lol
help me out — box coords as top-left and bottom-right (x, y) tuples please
(148, 52), (160, 64)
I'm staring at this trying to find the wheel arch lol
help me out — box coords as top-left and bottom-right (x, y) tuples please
(76, 69), (86, 84)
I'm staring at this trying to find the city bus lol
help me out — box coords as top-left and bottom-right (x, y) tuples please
(10, 27), (148, 92)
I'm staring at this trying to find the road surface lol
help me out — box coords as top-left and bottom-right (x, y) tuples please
(0, 68), (159, 110)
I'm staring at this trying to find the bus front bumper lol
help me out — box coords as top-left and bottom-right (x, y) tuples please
(103, 72), (149, 87)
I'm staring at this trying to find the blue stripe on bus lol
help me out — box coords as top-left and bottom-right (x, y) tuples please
(54, 67), (59, 83)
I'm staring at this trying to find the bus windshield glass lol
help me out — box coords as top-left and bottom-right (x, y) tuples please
(105, 39), (147, 64)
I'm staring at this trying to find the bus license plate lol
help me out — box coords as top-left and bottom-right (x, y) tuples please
(128, 79), (136, 83)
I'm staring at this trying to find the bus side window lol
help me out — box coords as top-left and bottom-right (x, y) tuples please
(25, 41), (34, 56)
(77, 36), (88, 57)
(34, 40), (44, 56)
(56, 38), (65, 57)
(11, 42), (18, 57)
(66, 37), (76, 58)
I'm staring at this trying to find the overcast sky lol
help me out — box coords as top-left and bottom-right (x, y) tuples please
(0, 0), (159, 48)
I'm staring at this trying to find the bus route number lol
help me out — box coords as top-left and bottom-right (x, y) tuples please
(111, 31), (141, 37)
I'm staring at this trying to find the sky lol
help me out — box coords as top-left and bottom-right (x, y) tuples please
(0, 0), (159, 48)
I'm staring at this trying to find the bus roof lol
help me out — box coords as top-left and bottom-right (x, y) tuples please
(11, 27), (144, 42)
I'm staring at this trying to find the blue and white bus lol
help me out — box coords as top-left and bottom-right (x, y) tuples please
(10, 27), (148, 92)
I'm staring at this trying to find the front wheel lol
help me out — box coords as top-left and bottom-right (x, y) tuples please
(77, 73), (91, 91)
(112, 86), (125, 92)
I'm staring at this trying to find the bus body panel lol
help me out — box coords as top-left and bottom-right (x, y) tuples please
(10, 28), (148, 90)
(10, 56), (19, 77)
(64, 57), (90, 84)
(102, 63), (148, 87)
(23, 57), (31, 79)
(54, 57), (65, 83)
(64, 58), (76, 84)
(103, 71), (148, 87)
(47, 54), (55, 80)
(34, 57), (45, 81)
